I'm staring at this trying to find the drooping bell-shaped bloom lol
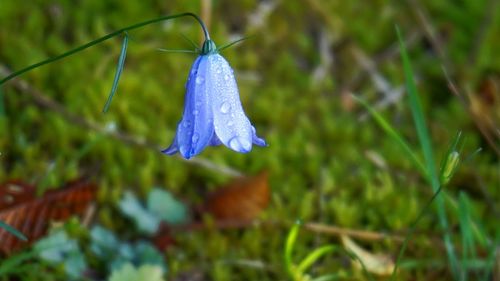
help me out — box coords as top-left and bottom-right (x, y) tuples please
(163, 39), (266, 159)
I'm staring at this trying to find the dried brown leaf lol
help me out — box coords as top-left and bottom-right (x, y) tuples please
(0, 179), (97, 255)
(203, 171), (269, 222)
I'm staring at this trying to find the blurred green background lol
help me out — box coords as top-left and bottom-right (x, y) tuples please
(0, 0), (499, 280)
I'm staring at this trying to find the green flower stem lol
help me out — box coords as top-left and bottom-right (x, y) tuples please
(0, 12), (209, 86)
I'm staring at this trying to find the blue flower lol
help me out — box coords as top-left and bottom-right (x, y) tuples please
(163, 40), (266, 159)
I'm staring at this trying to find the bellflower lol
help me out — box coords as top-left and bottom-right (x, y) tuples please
(163, 40), (266, 159)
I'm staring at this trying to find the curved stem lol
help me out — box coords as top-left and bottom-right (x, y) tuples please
(0, 12), (209, 85)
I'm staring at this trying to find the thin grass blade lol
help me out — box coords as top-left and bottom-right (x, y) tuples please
(352, 95), (426, 175)
(395, 25), (459, 277)
(0, 220), (27, 241)
(284, 220), (301, 277)
(297, 245), (337, 273)
(0, 250), (38, 274)
(180, 33), (200, 51)
(103, 33), (128, 113)
(217, 36), (253, 52)
(459, 192), (475, 279)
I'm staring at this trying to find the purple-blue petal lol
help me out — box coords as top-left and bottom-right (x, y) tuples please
(162, 137), (178, 155)
(251, 126), (267, 147)
(209, 134), (223, 146)
(208, 54), (255, 153)
(163, 55), (215, 159)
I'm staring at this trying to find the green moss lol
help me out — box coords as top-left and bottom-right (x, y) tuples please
(0, 0), (498, 280)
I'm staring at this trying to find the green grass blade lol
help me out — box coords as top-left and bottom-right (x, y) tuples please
(396, 26), (459, 277)
(458, 192), (475, 280)
(102, 33), (129, 113)
(396, 26), (437, 184)
(390, 183), (443, 280)
(284, 220), (301, 276)
(352, 95), (426, 175)
(297, 245), (337, 273)
(0, 250), (38, 274)
(217, 36), (253, 52)
(0, 220), (27, 241)
(180, 33), (200, 51)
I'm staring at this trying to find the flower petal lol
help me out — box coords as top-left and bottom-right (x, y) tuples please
(208, 54), (254, 153)
(209, 134), (223, 146)
(251, 126), (267, 147)
(163, 55), (215, 159)
(162, 136), (178, 155)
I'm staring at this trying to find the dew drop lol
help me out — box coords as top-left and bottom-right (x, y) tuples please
(228, 137), (251, 152)
(223, 74), (230, 81)
(195, 76), (205, 84)
(241, 139), (252, 151)
(227, 121), (234, 127)
(179, 145), (189, 157)
(219, 102), (231, 114)
(183, 121), (191, 128)
(192, 133), (199, 143)
(192, 109), (199, 115)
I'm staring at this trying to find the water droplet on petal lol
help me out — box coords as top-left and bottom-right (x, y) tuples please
(227, 121), (234, 127)
(196, 76), (205, 84)
(228, 137), (252, 152)
(216, 68), (222, 74)
(179, 145), (189, 156)
(219, 102), (231, 114)
(192, 109), (199, 115)
(192, 133), (199, 143)
(224, 74), (230, 81)
(183, 121), (191, 128)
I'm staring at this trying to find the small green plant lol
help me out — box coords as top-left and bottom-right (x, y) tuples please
(118, 187), (189, 234)
(284, 221), (337, 281)
(27, 186), (187, 280)
(284, 221), (374, 281)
